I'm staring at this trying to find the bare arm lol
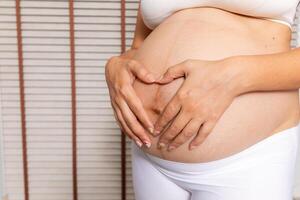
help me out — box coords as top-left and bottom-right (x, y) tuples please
(152, 47), (300, 151)
(231, 47), (300, 94)
(105, 2), (158, 148)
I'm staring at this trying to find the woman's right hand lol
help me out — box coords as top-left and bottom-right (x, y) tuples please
(105, 51), (159, 148)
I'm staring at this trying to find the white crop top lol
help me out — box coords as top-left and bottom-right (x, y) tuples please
(140, 0), (300, 30)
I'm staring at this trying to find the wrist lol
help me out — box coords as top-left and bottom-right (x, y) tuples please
(223, 55), (255, 96)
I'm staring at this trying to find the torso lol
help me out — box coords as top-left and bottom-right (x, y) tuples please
(132, 7), (300, 163)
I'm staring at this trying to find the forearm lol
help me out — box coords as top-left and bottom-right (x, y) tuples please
(230, 47), (300, 95)
(119, 48), (138, 59)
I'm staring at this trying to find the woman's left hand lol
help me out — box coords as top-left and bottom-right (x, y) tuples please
(153, 58), (244, 151)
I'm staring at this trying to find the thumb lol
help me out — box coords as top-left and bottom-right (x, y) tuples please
(128, 60), (159, 83)
(156, 62), (186, 84)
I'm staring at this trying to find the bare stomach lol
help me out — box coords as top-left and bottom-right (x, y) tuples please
(132, 7), (300, 163)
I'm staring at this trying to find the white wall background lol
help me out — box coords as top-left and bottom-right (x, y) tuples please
(0, 0), (299, 200)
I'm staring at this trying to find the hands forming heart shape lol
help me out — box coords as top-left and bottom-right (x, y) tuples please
(105, 53), (243, 151)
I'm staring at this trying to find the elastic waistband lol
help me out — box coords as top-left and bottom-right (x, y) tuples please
(143, 124), (300, 173)
(263, 18), (293, 31)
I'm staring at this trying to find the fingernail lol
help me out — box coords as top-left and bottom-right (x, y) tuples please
(157, 75), (163, 81)
(168, 145), (176, 151)
(189, 145), (197, 150)
(155, 73), (162, 80)
(135, 140), (143, 147)
(158, 142), (166, 149)
(147, 74), (156, 82)
(144, 141), (151, 148)
(148, 127), (154, 134)
(153, 130), (160, 135)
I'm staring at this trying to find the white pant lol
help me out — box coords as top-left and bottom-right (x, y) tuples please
(131, 124), (300, 200)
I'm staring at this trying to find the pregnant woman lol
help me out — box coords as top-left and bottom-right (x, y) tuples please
(105, 1), (300, 199)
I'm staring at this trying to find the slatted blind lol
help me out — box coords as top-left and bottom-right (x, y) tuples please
(0, 1), (300, 200)
(124, 1), (138, 200)
(0, 0), (127, 199)
(292, 4), (300, 48)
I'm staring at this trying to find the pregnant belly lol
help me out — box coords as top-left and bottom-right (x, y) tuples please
(132, 7), (300, 163)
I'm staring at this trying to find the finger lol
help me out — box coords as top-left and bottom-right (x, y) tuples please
(128, 59), (160, 83)
(120, 85), (154, 134)
(168, 118), (203, 151)
(110, 98), (124, 131)
(115, 97), (152, 147)
(157, 109), (191, 149)
(112, 102), (144, 147)
(189, 120), (216, 150)
(153, 97), (181, 136)
(111, 101), (137, 139)
(156, 60), (187, 84)
(111, 105), (123, 131)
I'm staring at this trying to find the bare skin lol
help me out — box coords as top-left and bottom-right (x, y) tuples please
(131, 7), (300, 162)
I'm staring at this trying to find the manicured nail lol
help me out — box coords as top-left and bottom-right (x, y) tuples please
(147, 74), (156, 82)
(189, 145), (197, 150)
(148, 127), (154, 134)
(168, 145), (176, 151)
(158, 142), (166, 149)
(144, 141), (151, 148)
(157, 75), (163, 81)
(155, 73), (162, 80)
(153, 130), (160, 135)
(135, 140), (143, 147)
